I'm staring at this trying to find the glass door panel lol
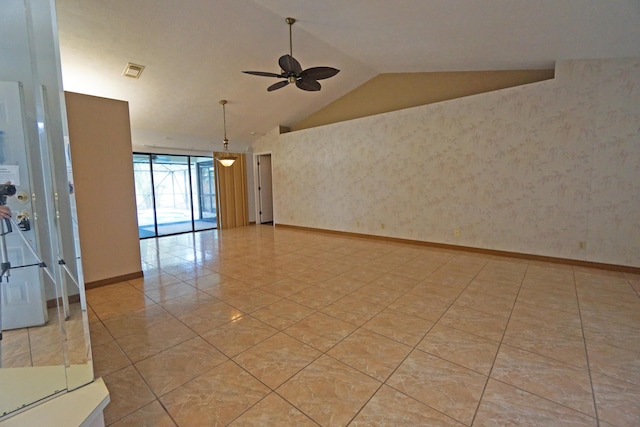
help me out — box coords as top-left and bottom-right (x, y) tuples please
(133, 154), (155, 238)
(133, 153), (216, 238)
(193, 158), (216, 231)
(151, 154), (193, 236)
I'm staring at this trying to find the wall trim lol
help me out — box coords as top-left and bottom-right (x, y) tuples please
(46, 293), (81, 309)
(275, 224), (640, 274)
(85, 271), (144, 290)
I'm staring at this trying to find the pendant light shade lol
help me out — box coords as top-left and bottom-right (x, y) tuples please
(215, 100), (237, 167)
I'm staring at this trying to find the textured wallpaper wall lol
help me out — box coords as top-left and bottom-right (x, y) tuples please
(253, 58), (640, 268)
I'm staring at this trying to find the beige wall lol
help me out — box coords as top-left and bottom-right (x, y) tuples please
(254, 58), (640, 268)
(65, 92), (142, 284)
(292, 70), (554, 131)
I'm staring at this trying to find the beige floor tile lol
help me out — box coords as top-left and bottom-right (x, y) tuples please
(115, 318), (196, 363)
(464, 278), (522, 300)
(88, 293), (156, 322)
(491, 344), (595, 416)
(109, 400), (176, 427)
(388, 293), (452, 322)
(509, 300), (583, 337)
(437, 305), (508, 341)
(87, 281), (146, 303)
(160, 360), (270, 426)
(408, 280), (465, 301)
(338, 264), (392, 283)
(102, 304), (174, 339)
(258, 277), (311, 297)
(521, 276), (576, 296)
(320, 295), (384, 326)
(222, 289), (282, 313)
(591, 372), (640, 426)
(351, 385), (465, 426)
(349, 283), (408, 306)
(72, 227), (640, 426)
(393, 263), (441, 281)
(284, 312), (357, 351)
(503, 319), (588, 368)
(581, 317), (640, 354)
(277, 355), (381, 427)
(289, 266), (338, 285)
(135, 337), (228, 396)
(418, 323), (500, 375)
(287, 286), (348, 310)
(141, 282), (199, 304)
(200, 315), (278, 357)
(586, 340), (640, 386)
(87, 319), (114, 347)
(327, 328), (412, 381)
(319, 276), (369, 295)
(233, 333), (321, 388)
(0, 329), (31, 368)
(166, 265), (215, 282)
(128, 273), (182, 291)
(183, 272), (234, 290)
(251, 299), (315, 330)
(450, 290), (516, 319)
(229, 393), (318, 426)
(158, 290), (219, 317)
(369, 272), (420, 291)
(177, 300), (243, 334)
(92, 339), (131, 378)
(362, 308), (434, 346)
(387, 349), (487, 425)
(579, 302), (640, 330)
(516, 286), (580, 315)
(27, 321), (64, 350)
(103, 365), (156, 425)
(474, 379), (597, 426)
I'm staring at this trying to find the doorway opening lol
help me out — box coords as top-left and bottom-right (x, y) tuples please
(256, 153), (274, 225)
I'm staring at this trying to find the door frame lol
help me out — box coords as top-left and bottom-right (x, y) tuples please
(252, 152), (274, 225)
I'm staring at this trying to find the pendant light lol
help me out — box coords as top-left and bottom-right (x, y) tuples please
(216, 100), (237, 167)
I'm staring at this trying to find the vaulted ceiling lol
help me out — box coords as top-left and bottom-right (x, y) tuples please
(55, 0), (640, 153)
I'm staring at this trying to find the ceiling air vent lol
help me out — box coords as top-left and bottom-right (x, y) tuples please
(122, 63), (145, 79)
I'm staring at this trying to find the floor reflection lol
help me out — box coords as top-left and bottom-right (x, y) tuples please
(1, 299), (94, 418)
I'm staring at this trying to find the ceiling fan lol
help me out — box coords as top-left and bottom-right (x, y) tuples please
(243, 17), (340, 92)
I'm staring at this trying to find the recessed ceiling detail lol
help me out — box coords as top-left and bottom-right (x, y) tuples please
(122, 63), (145, 79)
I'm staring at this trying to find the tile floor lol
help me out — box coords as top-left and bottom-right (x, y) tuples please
(87, 225), (640, 426)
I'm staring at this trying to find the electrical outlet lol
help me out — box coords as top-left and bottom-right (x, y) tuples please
(454, 229), (460, 237)
(579, 241), (587, 249)
(381, 223), (385, 229)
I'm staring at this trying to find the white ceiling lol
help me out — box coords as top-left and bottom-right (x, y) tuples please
(54, 0), (640, 153)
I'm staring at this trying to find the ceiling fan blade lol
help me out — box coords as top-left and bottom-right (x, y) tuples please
(300, 67), (340, 80)
(243, 70), (284, 78)
(295, 78), (321, 91)
(267, 80), (290, 92)
(279, 54), (303, 75)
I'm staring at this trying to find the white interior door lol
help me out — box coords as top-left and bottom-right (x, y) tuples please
(257, 154), (273, 224)
(0, 81), (47, 331)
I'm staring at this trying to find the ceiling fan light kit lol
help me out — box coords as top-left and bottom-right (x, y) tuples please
(215, 100), (237, 167)
(242, 17), (340, 92)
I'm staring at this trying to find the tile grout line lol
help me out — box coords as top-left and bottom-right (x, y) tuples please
(468, 261), (528, 427)
(574, 268), (601, 425)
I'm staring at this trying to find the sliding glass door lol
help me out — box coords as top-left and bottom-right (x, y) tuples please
(133, 153), (217, 238)
(194, 159), (217, 231)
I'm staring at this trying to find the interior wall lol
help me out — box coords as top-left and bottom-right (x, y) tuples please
(253, 58), (640, 268)
(65, 92), (142, 283)
(291, 69), (554, 131)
